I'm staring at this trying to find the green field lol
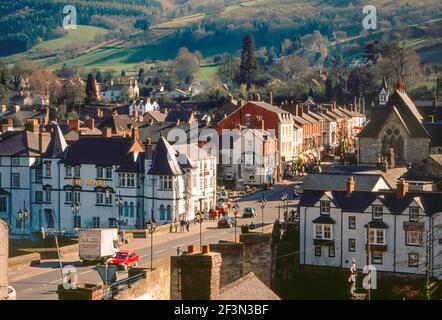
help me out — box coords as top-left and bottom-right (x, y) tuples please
(31, 25), (109, 52)
(195, 65), (220, 82)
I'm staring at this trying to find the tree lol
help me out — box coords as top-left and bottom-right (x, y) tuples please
(174, 47), (200, 84)
(347, 67), (374, 99)
(10, 60), (37, 89)
(217, 57), (240, 84)
(324, 75), (334, 101)
(134, 18), (151, 31)
(269, 55), (308, 82)
(363, 41), (382, 65)
(85, 73), (98, 103)
(28, 68), (61, 104)
(239, 34), (258, 90)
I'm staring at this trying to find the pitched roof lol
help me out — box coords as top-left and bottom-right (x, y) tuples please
(0, 130), (50, 156)
(423, 122), (442, 147)
(61, 137), (135, 165)
(44, 124), (67, 159)
(217, 272), (280, 300)
(302, 173), (390, 191)
(115, 152), (144, 173)
(165, 110), (194, 123)
(358, 90), (429, 138)
(97, 115), (136, 134)
(401, 155), (442, 182)
(148, 136), (182, 176)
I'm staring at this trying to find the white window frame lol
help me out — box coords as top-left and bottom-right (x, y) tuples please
(314, 224), (333, 240)
(409, 207), (419, 222)
(320, 201), (331, 215)
(372, 251), (383, 264)
(369, 229), (385, 245)
(406, 230), (422, 246)
(372, 205), (383, 219)
(408, 252), (419, 267)
(12, 173), (20, 188)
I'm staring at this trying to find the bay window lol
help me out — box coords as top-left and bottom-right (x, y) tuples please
(369, 229), (385, 245)
(314, 224), (333, 240)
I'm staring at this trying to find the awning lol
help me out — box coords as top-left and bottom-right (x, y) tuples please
(312, 215), (336, 224)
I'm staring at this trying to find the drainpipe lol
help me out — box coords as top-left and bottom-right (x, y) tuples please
(393, 214), (397, 273)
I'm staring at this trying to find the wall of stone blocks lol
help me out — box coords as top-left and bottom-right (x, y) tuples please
(209, 242), (244, 288)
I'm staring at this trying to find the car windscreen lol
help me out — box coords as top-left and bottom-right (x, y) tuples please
(114, 253), (128, 259)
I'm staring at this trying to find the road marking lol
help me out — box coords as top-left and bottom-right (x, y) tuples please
(140, 255), (148, 259)
(80, 270), (94, 275)
(156, 249), (167, 254)
(21, 288), (33, 293)
(205, 236), (215, 240)
(49, 279), (61, 284)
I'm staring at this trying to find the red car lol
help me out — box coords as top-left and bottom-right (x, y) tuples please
(110, 250), (139, 271)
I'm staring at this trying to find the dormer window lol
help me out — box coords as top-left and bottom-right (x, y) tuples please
(409, 207), (419, 222)
(320, 201), (330, 215)
(372, 205), (383, 219)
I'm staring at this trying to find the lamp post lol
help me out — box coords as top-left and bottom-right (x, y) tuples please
(259, 198), (267, 234)
(146, 218), (156, 270)
(18, 201), (29, 235)
(195, 211), (203, 251)
(70, 202), (80, 233)
(115, 195), (124, 232)
(280, 192), (288, 222)
(232, 202), (239, 242)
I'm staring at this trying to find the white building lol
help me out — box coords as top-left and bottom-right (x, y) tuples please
(129, 99), (160, 117)
(299, 177), (442, 279)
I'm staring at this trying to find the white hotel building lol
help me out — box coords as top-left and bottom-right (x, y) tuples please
(0, 124), (216, 238)
(299, 177), (442, 279)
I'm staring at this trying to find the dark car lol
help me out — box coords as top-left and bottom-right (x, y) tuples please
(242, 207), (256, 218)
(217, 217), (234, 228)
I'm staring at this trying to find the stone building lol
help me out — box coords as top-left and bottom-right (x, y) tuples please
(358, 82), (430, 165)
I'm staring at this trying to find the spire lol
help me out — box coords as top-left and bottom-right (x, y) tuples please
(44, 123), (68, 159)
(378, 76), (390, 107)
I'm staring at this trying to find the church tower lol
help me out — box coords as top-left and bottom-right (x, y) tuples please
(378, 76), (389, 107)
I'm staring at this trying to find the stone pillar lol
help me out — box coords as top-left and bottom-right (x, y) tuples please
(0, 220), (8, 300)
(180, 245), (221, 300)
(239, 232), (272, 287)
(209, 242), (244, 288)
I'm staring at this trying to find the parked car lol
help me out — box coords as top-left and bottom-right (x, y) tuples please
(217, 217), (234, 228)
(217, 191), (229, 201)
(242, 207), (256, 218)
(293, 184), (303, 198)
(110, 250), (139, 271)
(7, 286), (16, 300)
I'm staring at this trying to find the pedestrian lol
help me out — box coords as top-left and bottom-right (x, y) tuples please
(180, 219), (185, 232)
(174, 222), (178, 233)
(169, 223), (173, 233)
(186, 220), (190, 232)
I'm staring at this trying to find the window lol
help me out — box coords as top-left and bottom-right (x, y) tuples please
(92, 217), (100, 228)
(372, 205), (383, 219)
(0, 196), (6, 212)
(96, 167), (103, 179)
(369, 229), (385, 245)
(12, 157), (19, 166)
(349, 239), (356, 252)
(74, 215), (81, 228)
(130, 202), (134, 217)
(408, 253), (419, 267)
(372, 251), (383, 264)
(348, 216), (356, 229)
(65, 166), (72, 178)
(12, 173), (20, 188)
(409, 207), (419, 222)
(96, 193), (103, 205)
(314, 224), (333, 240)
(320, 201), (331, 215)
(109, 218), (117, 228)
(44, 189), (51, 203)
(44, 162), (51, 177)
(406, 230), (422, 246)
(118, 173), (136, 187)
(160, 176), (173, 190)
(35, 191), (42, 204)
(35, 168), (42, 183)
(328, 244), (335, 257)
(45, 210), (54, 228)
(74, 166), (81, 178)
(245, 114), (251, 127)
(16, 219), (22, 229)
(315, 245), (321, 257)
(74, 191), (80, 204)
(96, 192), (112, 205)
(65, 191), (72, 203)
(106, 167), (112, 179)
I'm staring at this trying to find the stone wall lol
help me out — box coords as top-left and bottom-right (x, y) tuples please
(239, 232), (273, 287)
(0, 220), (8, 300)
(209, 242), (244, 288)
(8, 253), (41, 273)
(114, 257), (171, 300)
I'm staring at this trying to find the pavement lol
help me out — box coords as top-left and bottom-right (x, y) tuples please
(9, 180), (301, 300)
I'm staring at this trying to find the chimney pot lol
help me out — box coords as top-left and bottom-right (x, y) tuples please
(346, 176), (355, 196)
(396, 178), (409, 199)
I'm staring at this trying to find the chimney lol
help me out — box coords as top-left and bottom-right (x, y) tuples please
(1, 105), (7, 113)
(396, 80), (405, 93)
(396, 178), (409, 199)
(292, 104), (298, 117)
(138, 115), (144, 123)
(180, 245), (221, 300)
(346, 176), (355, 196)
(298, 105), (303, 117)
(26, 119), (39, 133)
(256, 93), (261, 102)
(38, 129), (50, 155)
(269, 91), (273, 105)
(103, 127), (112, 138)
(44, 106), (49, 126)
(132, 126), (139, 141)
(303, 105), (309, 115)
(332, 101), (337, 110)
(68, 119), (80, 131)
(144, 138), (153, 160)
(14, 105), (20, 113)
(237, 99), (243, 107)
(86, 118), (95, 130)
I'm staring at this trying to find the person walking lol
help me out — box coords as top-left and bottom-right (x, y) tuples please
(186, 220), (190, 232)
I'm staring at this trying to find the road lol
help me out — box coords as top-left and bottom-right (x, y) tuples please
(10, 181), (300, 300)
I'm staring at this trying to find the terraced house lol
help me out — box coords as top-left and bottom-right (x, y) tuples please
(299, 177), (442, 279)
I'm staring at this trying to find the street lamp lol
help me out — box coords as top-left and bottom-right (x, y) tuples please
(115, 195), (124, 232)
(146, 218), (156, 270)
(70, 202), (80, 232)
(259, 198), (267, 234)
(232, 202), (240, 242)
(18, 201), (29, 235)
(195, 211), (203, 251)
(280, 192), (288, 222)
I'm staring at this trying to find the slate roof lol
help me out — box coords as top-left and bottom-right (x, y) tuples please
(44, 124), (67, 159)
(358, 90), (429, 138)
(115, 152), (144, 173)
(302, 173), (390, 191)
(60, 137), (135, 165)
(423, 122), (442, 147)
(0, 130), (50, 156)
(148, 136), (182, 176)
(138, 122), (210, 145)
(401, 155), (442, 183)
(165, 110), (194, 123)
(97, 115), (136, 134)
(217, 272), (280, 300)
